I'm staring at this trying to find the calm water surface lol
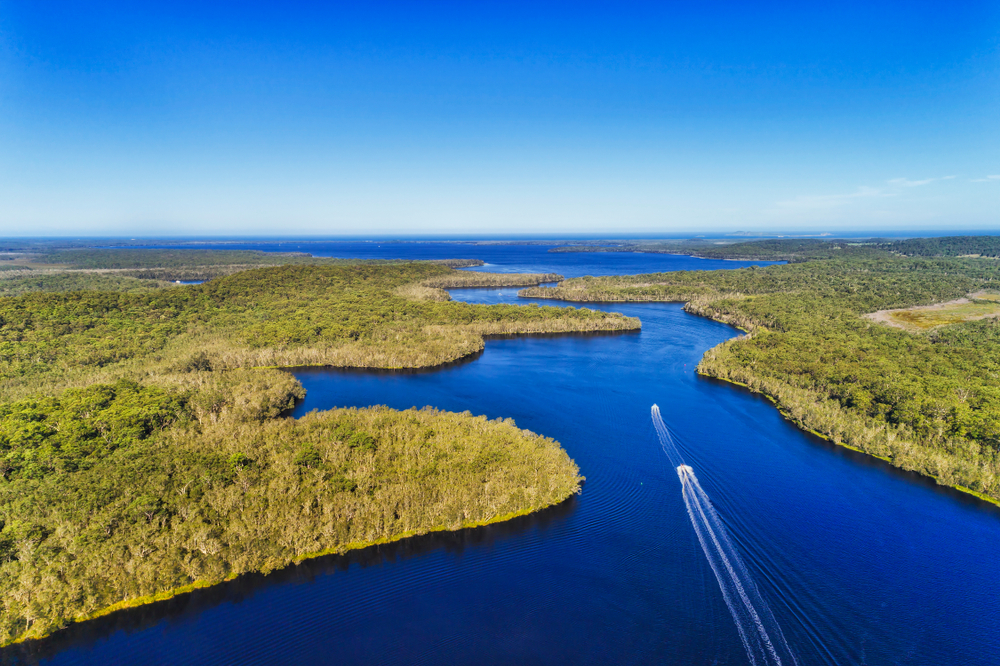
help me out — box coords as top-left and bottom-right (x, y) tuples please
(116, 240), (782, 277)
(8, 249), (1000, 665)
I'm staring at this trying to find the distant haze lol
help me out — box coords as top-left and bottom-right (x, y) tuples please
(1, 2), (998, 236)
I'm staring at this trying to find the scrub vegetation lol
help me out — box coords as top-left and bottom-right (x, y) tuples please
(0, 372), (580, 645)
(0, 262), (637, 399)
(0, 260), (633, 645)
(524, 249), (1000, 503)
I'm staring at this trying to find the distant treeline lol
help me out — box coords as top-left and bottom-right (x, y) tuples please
(0, 247), (355, 285)
(549, 235), (1000, 263)
(884, 235), (1000, 258)
(43, 249), (320, 269)
(1, 249), (493, 287)
(427, 259), (486, 268)
(420, 271), (563, 288)
(523, 253), (1000, 503)
(548, 238), (874, 261)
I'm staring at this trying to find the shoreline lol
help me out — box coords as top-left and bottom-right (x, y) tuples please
(2, 281), (636, 646)
(3, 493), (578, 648)
(696, 371), (1000, 510)
(546, 247), (789, 263)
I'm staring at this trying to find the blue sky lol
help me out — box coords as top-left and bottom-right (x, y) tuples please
(1, 1), (998, 236)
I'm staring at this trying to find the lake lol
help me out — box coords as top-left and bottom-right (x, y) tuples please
(7, 247), (999, 665)
(111, 239), (782, 278)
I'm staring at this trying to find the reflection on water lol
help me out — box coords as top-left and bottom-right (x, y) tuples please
(3, 501), (576, 666)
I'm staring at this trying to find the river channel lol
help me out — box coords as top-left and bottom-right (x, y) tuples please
(9, 248), (1000, 665)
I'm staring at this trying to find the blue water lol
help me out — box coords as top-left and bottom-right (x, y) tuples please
(114, 240), (782, 277)
(6, 249), (1000, 665)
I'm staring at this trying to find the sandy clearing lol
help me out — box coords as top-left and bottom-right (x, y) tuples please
(864, 292), (1000, 332)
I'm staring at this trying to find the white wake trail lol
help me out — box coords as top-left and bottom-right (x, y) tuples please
(652, 406), (797, 666)
(651, 404), (684, 468)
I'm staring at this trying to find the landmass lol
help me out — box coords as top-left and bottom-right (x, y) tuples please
(547, 235), (1000, 263)
(0, 256), (637, 646)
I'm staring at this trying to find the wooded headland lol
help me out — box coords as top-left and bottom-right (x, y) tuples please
(0, 260), (636, 646)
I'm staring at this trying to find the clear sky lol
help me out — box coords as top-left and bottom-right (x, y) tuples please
(1, 1), (998, 236)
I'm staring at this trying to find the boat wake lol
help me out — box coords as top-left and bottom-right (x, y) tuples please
(652, 405), (797, 666)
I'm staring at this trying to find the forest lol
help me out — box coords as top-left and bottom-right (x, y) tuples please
(0, 260), (634, 645)
(523, 250), (1000, 504)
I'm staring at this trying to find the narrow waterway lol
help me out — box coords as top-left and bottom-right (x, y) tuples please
(10, 255), (1000, 666)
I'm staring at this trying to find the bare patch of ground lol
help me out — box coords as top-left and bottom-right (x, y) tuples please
(865, 291), (1000, 332)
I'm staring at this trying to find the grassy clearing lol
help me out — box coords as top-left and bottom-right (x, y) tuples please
(887, 302), (1000, 331)
(867, 293), (1000, 332)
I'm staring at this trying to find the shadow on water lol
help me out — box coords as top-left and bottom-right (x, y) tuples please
(287, 330), (640, 378)
(0, 498), (577, 665)
(480, 328), (640, 341)
(285, 348), (485, 377)
(697, 374), (1000, 517)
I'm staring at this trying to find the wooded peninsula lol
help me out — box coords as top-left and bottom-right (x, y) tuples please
(0, 256), (637, 646)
